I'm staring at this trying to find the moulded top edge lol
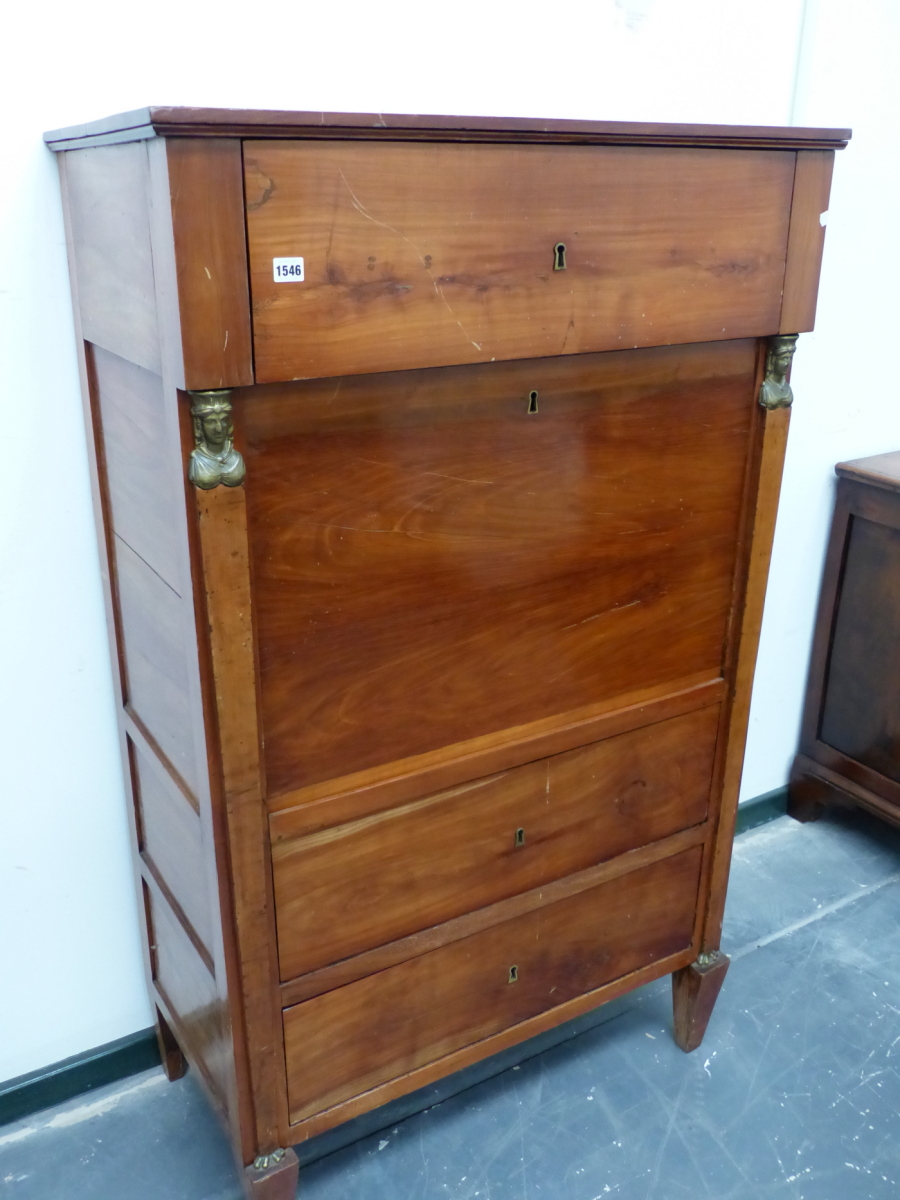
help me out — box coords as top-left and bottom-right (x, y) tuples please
(43, 106), (852, 152)
(837, 452), (900, 493)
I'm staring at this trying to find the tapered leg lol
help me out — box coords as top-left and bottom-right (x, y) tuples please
(155, 1006), (187, 1081)
(242, 1148), (299, 1200)
(672, 950), (730, 1052)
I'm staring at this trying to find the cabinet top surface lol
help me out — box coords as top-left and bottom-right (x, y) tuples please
(43, 106), (851, 152)
(837, 452), (900, 493)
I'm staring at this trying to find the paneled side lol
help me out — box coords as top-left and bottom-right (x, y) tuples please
(93, 346), (184, 589)
(130, 736), (213, 958)
(63, 144), (161, 374)
(114, 535), (201, 797)
(146, 884), (229, 1113)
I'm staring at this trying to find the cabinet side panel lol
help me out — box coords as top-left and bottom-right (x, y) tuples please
(114, 536), (201, 796)
(146, 883), (229, 1113)
(63, 144), (161, 374)
(61, 151), (250, 1165)
(93, 346), (185, 591)
(131, 736), (213, 957)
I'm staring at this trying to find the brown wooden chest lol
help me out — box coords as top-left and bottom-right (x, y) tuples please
(45, 107), (848, 1198)
(791, 452), (900, 826)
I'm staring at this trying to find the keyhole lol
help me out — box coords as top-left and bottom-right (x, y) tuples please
(514, 827), (525, 847)
(527, 390), (539, 415)
(553, 242), (567, 271)
(508, 965), (519, 983)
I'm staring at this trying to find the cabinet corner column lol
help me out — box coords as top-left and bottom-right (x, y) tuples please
(188, 395), (288, 1163)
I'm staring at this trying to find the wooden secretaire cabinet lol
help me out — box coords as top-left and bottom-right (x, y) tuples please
(46, 108), (848, 1197)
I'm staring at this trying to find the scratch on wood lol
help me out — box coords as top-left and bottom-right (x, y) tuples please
(338, 169), (483, 353)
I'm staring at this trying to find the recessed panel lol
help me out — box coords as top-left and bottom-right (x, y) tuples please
(820, 515), (900, 783)
(130, 737), (211, 955)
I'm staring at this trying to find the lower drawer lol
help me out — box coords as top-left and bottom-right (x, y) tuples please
(272, 705), (717, 981)
(283, 845), (702, 1124)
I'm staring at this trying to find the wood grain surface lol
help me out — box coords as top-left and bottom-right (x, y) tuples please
(241, 340), (756, 796)
(245, 141), (794, 381)
(194, 482), (287, 1150)
(672, 951), (730, 1052)
(165, 139), (254, 389)
(283, 846), (702, 1122)
(701, 402), (790, 948)
(279, 824), (706, 1006)
(272, 705), (717, 980)
(267, 674), (723, 827)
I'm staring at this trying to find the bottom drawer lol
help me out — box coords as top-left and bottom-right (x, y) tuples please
(283, 845), (702, 1124)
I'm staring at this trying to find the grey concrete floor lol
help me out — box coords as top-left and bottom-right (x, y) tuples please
(4, 808), (900, 1200)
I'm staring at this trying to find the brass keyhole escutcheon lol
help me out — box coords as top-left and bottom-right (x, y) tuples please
(553, 242), (567, 271)
(514, 827), (525, 847)
(508, 965), (519, 983)
(527, 391), (539, 415)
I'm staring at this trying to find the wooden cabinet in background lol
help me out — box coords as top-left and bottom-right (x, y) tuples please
(45, 107), (848, 1198)
(791, 453), (900, 826)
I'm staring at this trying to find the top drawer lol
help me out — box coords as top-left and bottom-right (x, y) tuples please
(244, 141), (795, 382)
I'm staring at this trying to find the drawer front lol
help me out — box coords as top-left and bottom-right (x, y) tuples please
(272, 705), (717, 981)
(283, 845), (702, 1123)
(243, 339), (754, 796)
(245, 140), (794, 382)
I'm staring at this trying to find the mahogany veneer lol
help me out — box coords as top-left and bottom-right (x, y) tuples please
(47, 106), (847, 1198)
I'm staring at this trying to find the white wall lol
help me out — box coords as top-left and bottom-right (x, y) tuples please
(740, 0), (900, 799)
(0, 0), (890, 1081)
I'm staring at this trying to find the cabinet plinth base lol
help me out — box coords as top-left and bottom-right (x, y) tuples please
(242, 1148), (299, 1200)
(671, 951), (730, 1052)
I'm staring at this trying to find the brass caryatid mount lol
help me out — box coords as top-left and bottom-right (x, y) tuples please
(188, 390), (246, 489)
(759, 334), (799, 410)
